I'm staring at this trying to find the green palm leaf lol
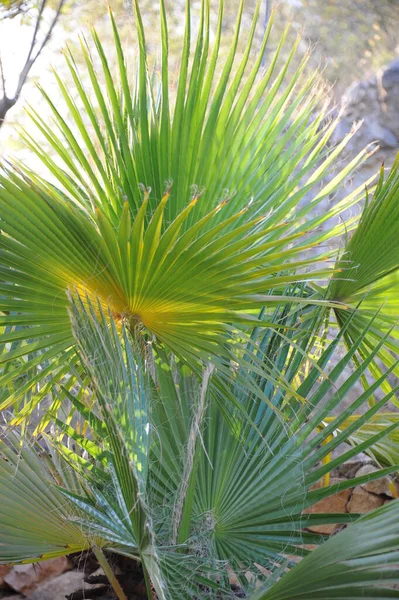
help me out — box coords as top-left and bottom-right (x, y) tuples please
(324, 412), (399, 468)
(329, 157), (399, 397)
(0, 0), (369, 418)
(66, 294), (168, 599)
(3, 294), (399, 598)
(2, 0), (399, 596)
(187, 306), (399, 581)
(0, 432), (94, 563)
(252, 500), (399, 600)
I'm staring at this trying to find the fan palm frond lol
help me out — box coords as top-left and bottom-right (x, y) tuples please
(0, 0), (369, 418)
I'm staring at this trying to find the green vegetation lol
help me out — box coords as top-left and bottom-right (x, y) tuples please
(1, 1), (399, 598)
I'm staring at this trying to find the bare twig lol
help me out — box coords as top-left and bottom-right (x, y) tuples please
(0, 54), (6, 96)
(261, 0), (271, 67)
(25, 0), (48, 66)
(14, 0), (65, 101)
(0, 1), (29, 20)
(0, 0), (65, 127)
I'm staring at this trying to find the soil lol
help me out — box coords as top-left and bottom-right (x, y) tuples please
(0, 550), (246, 600)
(67, 552), (148, 600)
(67, 551), (247, 600)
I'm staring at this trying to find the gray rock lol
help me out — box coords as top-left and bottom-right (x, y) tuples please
(356, 464), (399, 498)
(382, 58), (399, 89)
(0, 565), (12, 588)
(367, 120), (398, 148)
(335, 453), (374, 479)
(347, 485), (385, 514)
(28, 570), (100, 600)
(330, 56), (399, 206)
(4, 557), (71, 596)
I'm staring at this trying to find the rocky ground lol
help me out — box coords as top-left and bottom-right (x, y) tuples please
(305, 452), (399, 535)
(0, 552), (148, 600)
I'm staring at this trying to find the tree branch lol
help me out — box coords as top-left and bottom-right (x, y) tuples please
(0, 0), (65, 128)
(0, 96), (16, 125)
(25, 0), (48, 67)
(0, 1), (30, 20)
(261, 0), (270, 67)
(0, 54), (6, 96)
(14, 0), (66, 100)
(33, 0), (65, 62)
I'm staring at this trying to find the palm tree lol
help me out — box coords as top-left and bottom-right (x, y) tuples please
(1, 1), (399, 598)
